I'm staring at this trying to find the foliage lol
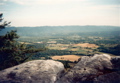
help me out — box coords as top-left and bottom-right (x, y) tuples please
(0, 13), (45, 70)
(56, 60), (71, 69)
(0, 13), (11, 30)
(98, 45), (120, 55)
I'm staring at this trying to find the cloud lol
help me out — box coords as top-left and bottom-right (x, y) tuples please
(3, 0), (87, 5)
(0, 0), (6, 5)
(1, 0), (119, 26)
(2, 0), (119, 6)
(90, 5), (120, 10)
(0, 3), (5, 5)
(3, 0), (8, 1)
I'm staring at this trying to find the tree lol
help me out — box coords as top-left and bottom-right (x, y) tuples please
(0, 13), (11, 30)
(0, 13), (45, 70)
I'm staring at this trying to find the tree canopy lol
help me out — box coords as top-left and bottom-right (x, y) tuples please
(0, 13), (45, 70)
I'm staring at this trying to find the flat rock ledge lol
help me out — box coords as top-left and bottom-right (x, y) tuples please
(0, 60), (64, 83)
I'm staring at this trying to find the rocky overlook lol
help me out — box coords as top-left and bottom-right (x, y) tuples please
(0, 54), (120, 83)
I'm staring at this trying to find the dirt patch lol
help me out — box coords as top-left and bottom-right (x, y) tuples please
(73, 43), (98, 48)
(51, 55), (81, 62)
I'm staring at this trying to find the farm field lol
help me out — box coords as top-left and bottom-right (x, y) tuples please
(51, 55), (81, 62)
(46, 43), (99, 56)
(73, 43), (99, 48)
(47, 43), (98, 50)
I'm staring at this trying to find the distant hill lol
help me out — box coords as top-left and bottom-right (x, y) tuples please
(0, 26), (120, 37)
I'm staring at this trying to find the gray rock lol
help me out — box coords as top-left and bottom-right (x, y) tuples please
(95, 56), (120, 83)
(0, 60), (64, 83)
(1, 54), (120, 83)
(56, 54), (120, 83)
(94, 72), (120, 83)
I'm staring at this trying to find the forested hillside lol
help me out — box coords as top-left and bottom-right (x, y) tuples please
(1, 26), (120, 37)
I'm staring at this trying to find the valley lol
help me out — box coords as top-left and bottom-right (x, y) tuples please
(3, 26), (120, 68)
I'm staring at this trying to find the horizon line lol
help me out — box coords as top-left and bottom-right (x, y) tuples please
(9, 25), (120, 27)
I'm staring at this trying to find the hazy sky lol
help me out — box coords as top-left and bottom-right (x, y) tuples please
(0, 0), (120, 26)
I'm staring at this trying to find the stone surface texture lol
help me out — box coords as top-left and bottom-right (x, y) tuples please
(0, 54), (120, 83)
(0, 60), (64, 83)
(56, 54), (120, 83)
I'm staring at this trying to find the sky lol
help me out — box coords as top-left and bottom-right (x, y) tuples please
(0, 0), (120, 27)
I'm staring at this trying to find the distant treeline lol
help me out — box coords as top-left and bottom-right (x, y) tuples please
(31, 49), (86, 60)
(1, 26), (120, 37)
(98, 44), (120, 55)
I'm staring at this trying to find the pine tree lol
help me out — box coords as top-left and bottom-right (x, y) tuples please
(0, 13), (45, 70)
(0, 13), (11, 30)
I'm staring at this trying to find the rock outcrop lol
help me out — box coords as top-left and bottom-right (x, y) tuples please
(57, 54), (120, 83)
(0, 54), (120, 83)
(0, 60), (64, 83)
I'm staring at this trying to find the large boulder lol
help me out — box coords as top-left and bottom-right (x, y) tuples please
(56, 54), (120, 83)
(0, 60), (64, 83)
